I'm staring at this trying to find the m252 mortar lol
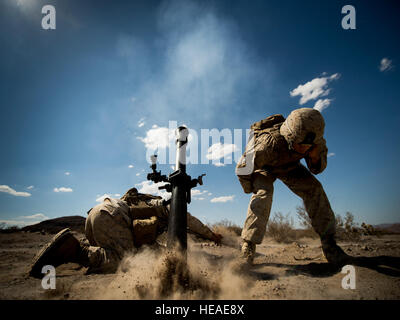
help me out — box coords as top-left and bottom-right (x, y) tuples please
(147, 126), (205, 257)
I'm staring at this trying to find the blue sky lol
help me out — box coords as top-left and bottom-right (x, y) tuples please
(0, 0), (399, 228)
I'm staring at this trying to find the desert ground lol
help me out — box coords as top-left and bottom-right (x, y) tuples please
(0, 226), (399, 300)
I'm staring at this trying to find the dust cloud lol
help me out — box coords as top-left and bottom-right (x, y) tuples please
(91, 243), (253, 300)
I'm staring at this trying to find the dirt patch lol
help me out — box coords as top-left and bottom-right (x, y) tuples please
(1, 232), (400, 299)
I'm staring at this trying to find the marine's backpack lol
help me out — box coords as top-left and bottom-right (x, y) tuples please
(235, 114), (285, 193)
(250, 114), (285, 137)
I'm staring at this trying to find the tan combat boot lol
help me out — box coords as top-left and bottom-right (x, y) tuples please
(321, 234), (352, 267)
(29, 228), (90, 278)
(241, 240), (256, 264)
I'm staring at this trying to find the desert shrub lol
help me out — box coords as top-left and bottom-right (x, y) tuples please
(295, 205), (318, 239)
(265, 212), (296, 243)
(360, 222), (383, 236)
(296, 206), (363, 241)
(335, 212), (361, 241)
(209, 219), (242, 248)
(211, 219), (242, 236)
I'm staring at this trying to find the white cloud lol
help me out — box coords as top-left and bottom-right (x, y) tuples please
(96, 193), (123, 202)
(53, 187), (73, 193)
(313, 98), (332, 112)
(0, 185), (31, 197)
(379, 58), (393, 72)
(137, 126), (175, 150)
(135, 180), (170, 200)
(96, 194), (111, 202)
(136, 173), (140, 176)
(206, 143), (238, 161)
(0, 213), (49, 227)
(138, 125), (197, 160)
(192, 189), (208, 201)
(327, 152), (336, 158)
(20, 213), (49, 220)
(27, 185), (34, 190)
(0, 219), (25, 227)
(213, 162), (225, 167)
(210, 195), (235, 203)
(290, 73), (340, 105)
(191, 189), (209, 201)
(128, 164), (134, 168)
(138, 117), (145, 128)
(208, 192), (212, 196)
(65, 172), (71, 176)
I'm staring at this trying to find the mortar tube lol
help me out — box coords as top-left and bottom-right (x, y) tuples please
(167, 126), (189, 255)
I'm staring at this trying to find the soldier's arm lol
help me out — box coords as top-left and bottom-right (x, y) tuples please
(128, 199), (168, 220)
(305, 138), (328, 174)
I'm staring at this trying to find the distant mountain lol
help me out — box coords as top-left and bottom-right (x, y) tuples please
(21, 216), (86, 234)
(373, 223), (400, 234)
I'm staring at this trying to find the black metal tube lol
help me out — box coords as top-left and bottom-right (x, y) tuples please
(167, 183), (187, 252)
(166, 126), (189, 253)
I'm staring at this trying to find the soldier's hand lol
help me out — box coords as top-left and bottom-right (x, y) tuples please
(307, 145), (320, 163)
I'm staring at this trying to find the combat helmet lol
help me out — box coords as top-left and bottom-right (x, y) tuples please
(280, 108), (325, 147)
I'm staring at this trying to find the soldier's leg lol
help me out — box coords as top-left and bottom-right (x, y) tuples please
(84, 206), (135, 273)
(30, 203), (135, 278)
(279, 165), (351, 265)
(241, 172), (276, 244)
(278, 164), (335, 238)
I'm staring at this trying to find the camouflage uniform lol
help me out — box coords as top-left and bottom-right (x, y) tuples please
(237, 108), (335, 245)
(84, 193), (217, 273)
(84, 198), (134, 273)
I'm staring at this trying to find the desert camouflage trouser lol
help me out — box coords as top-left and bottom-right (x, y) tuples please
(84, 201), (135, 273)
(241, 164), (336, 244)
(84, 200), (215, 273)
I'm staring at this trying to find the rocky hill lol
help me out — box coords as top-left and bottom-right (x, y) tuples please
(374, 223), (400, 234)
